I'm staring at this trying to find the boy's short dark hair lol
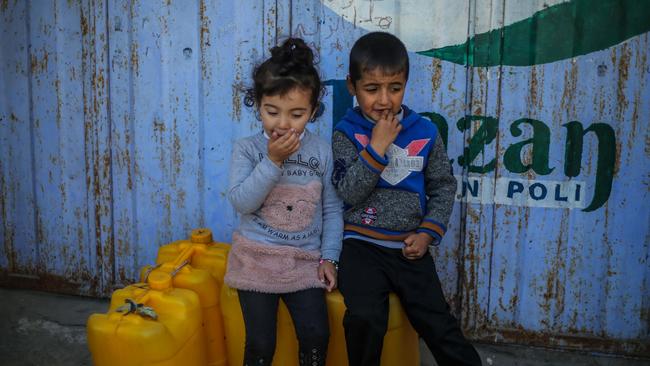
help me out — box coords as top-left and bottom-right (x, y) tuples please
(349, 32), (409, 83)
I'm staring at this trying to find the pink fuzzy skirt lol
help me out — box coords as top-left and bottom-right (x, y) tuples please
(224, 232), (325, 293)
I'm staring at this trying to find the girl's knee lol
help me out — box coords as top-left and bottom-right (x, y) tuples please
(244, 336), (276, 365)
(296, 322), (330, 346)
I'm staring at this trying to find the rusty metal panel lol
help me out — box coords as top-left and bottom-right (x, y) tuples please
(315, 0), (649, 356)
(107, 0), (207, 286)
(106, 0), (273, 285)
(1, 0), (110, 295)
(0, 0), (38, 276)
(1, 0), (648, 356)
(454, 0), (650, 357)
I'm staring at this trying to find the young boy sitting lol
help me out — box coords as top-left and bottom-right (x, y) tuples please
(331, 31), (482, 366)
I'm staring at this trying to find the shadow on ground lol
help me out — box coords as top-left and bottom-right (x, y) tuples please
(1, 288), (648, 366)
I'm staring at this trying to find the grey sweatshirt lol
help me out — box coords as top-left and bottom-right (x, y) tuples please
(331, 106), (456, 248)
(228, 130), (343, 261)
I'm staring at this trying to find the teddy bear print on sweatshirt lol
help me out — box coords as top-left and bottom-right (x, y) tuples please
(258, 181), (322, 232)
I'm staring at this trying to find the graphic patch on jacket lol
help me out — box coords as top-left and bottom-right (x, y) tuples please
(361, 207), (377, 225)
(355, 134), (430, 185)
(258, 181), (322, 232)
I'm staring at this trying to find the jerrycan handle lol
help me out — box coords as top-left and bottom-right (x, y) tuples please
(172, 246), (196, 267)
(144, 260), (189, 283)
(142, 263), (162, 283)
(115, 298), (158, 320)
(169, 259), (190, 277)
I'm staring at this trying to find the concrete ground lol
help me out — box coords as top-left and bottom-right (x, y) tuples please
(0, 287), (648, 366)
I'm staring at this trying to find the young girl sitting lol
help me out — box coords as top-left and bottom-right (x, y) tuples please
(224, 38), (343, 366)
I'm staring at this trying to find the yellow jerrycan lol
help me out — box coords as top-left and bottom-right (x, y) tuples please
(87, 271), (207, 366)
(140, 259), (226, 366)
(220, 285), (420, 366)
(156, 228), (231, 288)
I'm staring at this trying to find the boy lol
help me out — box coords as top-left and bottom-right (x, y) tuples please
(331, 32), (482, 366)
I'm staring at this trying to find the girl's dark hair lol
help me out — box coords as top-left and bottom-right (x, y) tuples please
(245, 38), (322, 113)
(349, 32), (409, 83)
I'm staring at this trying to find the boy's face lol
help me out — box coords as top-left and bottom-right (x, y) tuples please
(347, 68), (406, 123)
(259, 87), (314, 136)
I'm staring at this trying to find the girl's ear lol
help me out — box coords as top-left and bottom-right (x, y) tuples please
(346, 75), (356, 97)
(309, 101), (325, 122)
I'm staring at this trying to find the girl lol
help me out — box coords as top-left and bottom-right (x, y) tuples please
(224, 38), (343, 366)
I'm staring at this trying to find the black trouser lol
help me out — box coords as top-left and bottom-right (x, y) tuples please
(238, 288), (329, 366)
(338, 238), (482, 366)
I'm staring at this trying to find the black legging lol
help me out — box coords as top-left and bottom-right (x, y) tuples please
(238, 288), (330, 366)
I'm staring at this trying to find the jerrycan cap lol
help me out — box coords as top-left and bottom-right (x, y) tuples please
(191, 228), (213, 243)
(148, 271), (172, 290)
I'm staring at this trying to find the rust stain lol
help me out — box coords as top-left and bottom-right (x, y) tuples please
(199, 0), (211, 56)
(497, 265), (509, 312)
(153, 117), (166, 133)
(30, 49), (49, 74)
(430, 58), (442, 97)
(130, 42), (139, 76)
(1, 166), (17, 272)
(560, 61), (578, 117)
(80, 13), (88, 36)
(58, 183), (66, 208)
(54, 78), (62, 129)
(0, 269), (102, 297)
(232, 84), (242, 121)
(200, 26), (211, 79)
(172, 124), (181, 176)
(613, 140), (622, 176)
(118, 266), (129, 286)
(469, 326), (650, 358)
(529, 65), (538, 111)
(541, 213), (568, 330)
(177, 188), (186, 208)
(462, 229), (482, 330)
(528, 65), (544, 112)
(163, 193), (172, 235)
(616, 42), (631, 120)
(629, 92), (640, 151)
(124, 152), (133, 190)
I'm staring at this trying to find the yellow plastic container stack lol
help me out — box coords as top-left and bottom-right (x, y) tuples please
(87, 271), (207, 366)
(140, 260), (225, 366)
(155, 228), (231, 288)
(139, 228), (230, 366)
(221, 284), (420, 366)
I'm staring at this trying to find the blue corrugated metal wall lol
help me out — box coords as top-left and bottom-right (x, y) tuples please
(1, 0), (648, 357)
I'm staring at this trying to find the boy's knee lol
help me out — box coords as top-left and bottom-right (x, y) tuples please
(344, 309), (388, 335)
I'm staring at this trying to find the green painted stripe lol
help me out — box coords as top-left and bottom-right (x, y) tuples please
(418, 0), (650, 66)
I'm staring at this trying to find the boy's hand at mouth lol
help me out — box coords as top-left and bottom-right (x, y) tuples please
(370, 110), (401, 156)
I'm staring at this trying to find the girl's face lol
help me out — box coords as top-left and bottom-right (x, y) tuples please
(260, 88), (315, 137)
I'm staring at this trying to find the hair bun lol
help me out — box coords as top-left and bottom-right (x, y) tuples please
(270, 38), (314, 74)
